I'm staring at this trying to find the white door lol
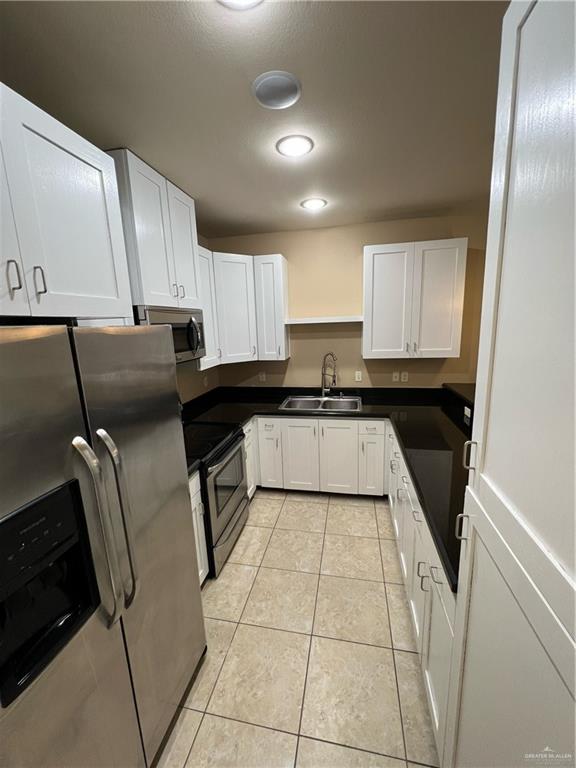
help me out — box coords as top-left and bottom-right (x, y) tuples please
(257, 419), (283, 488)
(1, 85), (132, 319)
(362, 242), (414, 358)
(358, 434), (384, 495)
(124, 152), (178, 308)
(214, 253), (258, 364)
(0, 145), (30, 315)
(319, 420), (358, 494)
(281, 419), (320, 491)
(244, 420), (257, 499)
(407, 521), (429, 655)
(254, 254), (289, 360)
(197, 246), (221, 370)
(445, 3), (575, 766)
(189, 489), (209, 586)
(411, 238), (467, 358)
(166, 182), (201, 308)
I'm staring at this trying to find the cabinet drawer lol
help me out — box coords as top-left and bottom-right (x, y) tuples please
(358, 420), (385, 435)
(258, 418), (282, 436)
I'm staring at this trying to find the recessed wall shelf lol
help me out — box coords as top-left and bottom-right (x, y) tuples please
(286, 315), (364, 325)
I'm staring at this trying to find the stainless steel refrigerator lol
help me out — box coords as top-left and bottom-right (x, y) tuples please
(0, 324), (206, 767)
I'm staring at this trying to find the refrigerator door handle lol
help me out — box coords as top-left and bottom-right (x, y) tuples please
(72, 436), (124, 626)
(96, 428), (140, 607)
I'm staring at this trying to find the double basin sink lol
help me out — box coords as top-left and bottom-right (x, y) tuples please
(278, 395), (362, 414)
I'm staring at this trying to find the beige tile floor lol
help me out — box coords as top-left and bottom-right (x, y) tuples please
(158, 490), (439, 768)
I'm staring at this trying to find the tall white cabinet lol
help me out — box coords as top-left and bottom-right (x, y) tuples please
(254, 254), (290, 361)
(110, 149), (201, 309)
(197, 246), (221, 370)
(363, 238), (467, 358)
(213, 253), (258, 364)
(0, 84), (132, 321)
(445, 3), (575, 766)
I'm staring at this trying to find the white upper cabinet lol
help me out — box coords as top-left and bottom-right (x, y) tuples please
(362, 238), (467, 359)
(213, 252), (257, 364)
(1, 85), (132, 320)
(110, 150), (200, 310)
(411, 238), (467, 357)
(254, 254), (290, 361)
(363, 242), (414, 358)
(197, 246), (221, 370)
(166, 181), (201, 308)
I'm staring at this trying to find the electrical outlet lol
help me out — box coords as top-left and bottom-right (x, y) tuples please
(401, 371), (409, 382)
(392, 371), (400, 383)
(355, 370), (362, 382)
(258, 371), (266, 383)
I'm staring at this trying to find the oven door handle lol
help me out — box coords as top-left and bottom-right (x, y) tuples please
(96, 429), (140, 607)
(207, 437), (244, 476)
(72, 436), (123, 627)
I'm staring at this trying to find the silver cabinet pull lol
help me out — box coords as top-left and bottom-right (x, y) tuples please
(277, 345), (281, 357)
(413, 341), (418, 353)
(218, 348), (222, 359)
(321, 426), (325, 438)
(96, 429), (140, 606)
(275, 437), (279, 449)
(179, 284), (185, 298)
(362, 440), (365, 455)
(430, 565), (443, 584)
(313, 426), (316, 437)
(7, 259), (23, 292)
(462, 440), (477, 470)
(390, 460), (397, 474)
(401, 475), (409, 485)
(412, 508), (421, 522)
(455, 512), (469, 540)
(33, 265), (48, 295)
(394, 451), (400, 458)
(405, 341), (410, 354)
(252, 345), (256, 356)
(417, 560), (430, 592)
(172, 283), (179, 297)
(72, 436), (123, 626)
(366, 426), (376, 432)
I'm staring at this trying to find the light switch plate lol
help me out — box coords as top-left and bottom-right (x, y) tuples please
(355, 370), (362, 382)
(392, 371), (400, 382)
(400, 371), (409, 382)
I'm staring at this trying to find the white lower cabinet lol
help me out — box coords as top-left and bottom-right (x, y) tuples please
(257, 418), (283, 488)
(319, 419), (359, 494)
(188, 472), (209, 586)
(244, 418), (259, 498)
(281, 419), (320, 491)
(358, 433), (385, 495)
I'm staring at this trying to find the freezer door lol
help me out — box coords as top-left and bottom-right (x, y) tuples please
(72, 325), (206, 764)
(0, 326), (144, 768)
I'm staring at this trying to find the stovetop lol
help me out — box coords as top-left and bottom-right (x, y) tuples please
(182, 420), (242, 473)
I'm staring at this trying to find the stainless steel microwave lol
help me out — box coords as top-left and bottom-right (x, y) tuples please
(134, 306), (206, 363)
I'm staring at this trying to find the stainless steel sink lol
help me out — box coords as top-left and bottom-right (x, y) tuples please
(279, 395), (362, 413)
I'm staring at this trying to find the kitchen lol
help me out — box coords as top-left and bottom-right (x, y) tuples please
(0, 2), (574, 768)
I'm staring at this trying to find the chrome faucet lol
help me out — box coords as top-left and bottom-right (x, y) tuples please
(321, 352), (338, 397)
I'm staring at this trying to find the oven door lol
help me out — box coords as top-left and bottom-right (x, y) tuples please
(206, 439), (248, 544)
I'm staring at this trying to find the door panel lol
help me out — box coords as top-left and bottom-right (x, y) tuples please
(1, 85), (132, 319)
(319, 420), (358, 494)
(281, 419), (320, 491)
(214, 253), (257, 364)
(362, 243), (414, 358)
(198, 246), (220, 369)
(257, 419), (283, 488)
(358, 434), (384, 495)
(72, 326), (206, 764)
(0, 144), (29, 315)
(167, 182), (201, 307)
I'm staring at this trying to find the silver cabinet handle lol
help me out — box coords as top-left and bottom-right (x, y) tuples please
(362, 440), (365, 455)
(430, 565), (443, 584)
(313, 426), (316, 437)
(72, 436), (123, 626)
(412, 508), (421, 522)
(417, 560), (429, 592)
(413, 342), (418, 353)
(390, 460), (397, 474)
(455, 512), (469, 540)
(397, 487), (408, 500)
(462, 440), (477, 470)
(405, 341), (410, 354)
(96, 429), (140, 606)
(179, 284), (185, 298)
(33, 265), (48, 295)
(264, 423), (274, 430)
(218, 348), (222, 359)
(7, 259), (23, 292)
(277, 345), (281, 357)
(401, 475), (409, 485)
(366, 426), (376, 432)
(394, 451), (400, 458)
(252, 345), (256, 356)
(172, 283), (178, 297)
(276, 437), (279, 449)
(321, 426), (325, 438)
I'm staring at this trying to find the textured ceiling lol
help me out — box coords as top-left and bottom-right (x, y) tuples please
(0, 1), (506, 237)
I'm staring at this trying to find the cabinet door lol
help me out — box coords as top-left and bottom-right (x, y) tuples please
(214, 253), (257, 364)
(408, 522), (430, 654)
(257, 419), (283, 488)
(254, 254), (289, 361)
(411, 238), (467, 358)
(0, 145), (30, 315)
(166, 182), (201, 308)
(244, 421), (257, 499)
(118, 151), (178, 308)
(189, 489), (209, 586)
(362, 242), (414, 358)
(281, 419), (319, 491)
(319, 420), (358, 494)
(2, 85), (132, 319)
(358, 434), (384, 495)
(197, 246), (221, 370)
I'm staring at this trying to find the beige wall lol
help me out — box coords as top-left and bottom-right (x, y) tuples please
(177, 208), (487, 400)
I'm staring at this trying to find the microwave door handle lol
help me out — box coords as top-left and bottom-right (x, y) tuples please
(186, 318), (198, 355)
(191, 317), (202, 352)
(72, 436), (123, 627)
(96, 429), (140, 607)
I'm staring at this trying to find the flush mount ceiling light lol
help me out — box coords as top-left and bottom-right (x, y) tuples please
(218, 0), (264, 8)
(276, 135), (314, 157)
(300, 198), (327, 211)
(252, 71), (301, 110)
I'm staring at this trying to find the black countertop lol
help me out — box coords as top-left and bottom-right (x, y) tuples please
(182, 386), (472, 590)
